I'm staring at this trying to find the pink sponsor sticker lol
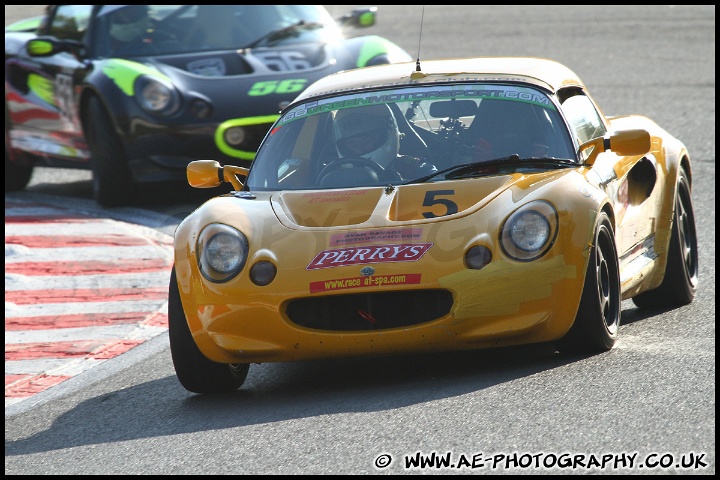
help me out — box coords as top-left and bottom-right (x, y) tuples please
(329, 228), (423, 247)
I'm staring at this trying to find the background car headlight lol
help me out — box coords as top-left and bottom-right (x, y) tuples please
(135, 75), (179, 115)
(224, 126), (246, 146)
(500, 200), (558, 261)
(198, 224), (248, 283)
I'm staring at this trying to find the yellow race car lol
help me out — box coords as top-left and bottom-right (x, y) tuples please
(169, 57), (698, 393)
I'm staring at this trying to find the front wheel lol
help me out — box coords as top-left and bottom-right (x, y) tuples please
(632, 166), (698, 309)
(168, 266), (249, 394)
(556, 212), (621, 354)
(85, 96), (134, 207)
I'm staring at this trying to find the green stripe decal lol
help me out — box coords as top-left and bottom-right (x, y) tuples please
(101, 59), (169, 96)
(5, 16), (42, 32)
(28, 73), (56, 106)
(356, 36), (390, 68)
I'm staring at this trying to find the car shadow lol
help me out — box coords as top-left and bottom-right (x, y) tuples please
(6, 342), (608, 455)
(619, 299), (681, 326)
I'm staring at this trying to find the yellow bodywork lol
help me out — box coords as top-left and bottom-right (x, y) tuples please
(174, 58), (689, 365)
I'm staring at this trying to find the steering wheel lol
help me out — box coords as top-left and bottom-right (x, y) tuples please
(317, 156), (387, 184)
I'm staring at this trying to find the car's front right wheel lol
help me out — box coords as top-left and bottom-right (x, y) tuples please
(85, 96), (134, 207)
(168, 266), (249, 394)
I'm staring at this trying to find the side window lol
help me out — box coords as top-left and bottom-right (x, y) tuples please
(559, 89), (607, 146)
(49, 5), (93, 42)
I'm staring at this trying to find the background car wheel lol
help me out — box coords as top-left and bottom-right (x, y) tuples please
(632, 166), (698, 309)
(85, 96), (134, 207)
(5, 144), (34, 191)
(168, 266), (249, 394)
(556, 212), (621, 354)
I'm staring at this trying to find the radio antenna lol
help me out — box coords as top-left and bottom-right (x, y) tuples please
(415, 5), (425, 72)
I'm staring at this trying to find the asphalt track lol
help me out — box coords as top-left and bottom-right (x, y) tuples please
(5, 193), (175, 407)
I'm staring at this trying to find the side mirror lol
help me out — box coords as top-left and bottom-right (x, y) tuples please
(580, 129), (651, 166)
(337, 6), (377, 28)
(27, 37), (84, 58)
(187, 160), (248, 191)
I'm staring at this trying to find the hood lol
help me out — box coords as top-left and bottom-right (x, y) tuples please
(145, 34), (398, 79)
(151, 43), (332, 78)
(271, 176), (520, 229)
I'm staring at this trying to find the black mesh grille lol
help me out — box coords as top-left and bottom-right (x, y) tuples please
(286, 289), (454, 331)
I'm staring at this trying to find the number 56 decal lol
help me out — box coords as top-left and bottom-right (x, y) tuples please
(422, 190), (458, 218)
(249, 79), (308, 96)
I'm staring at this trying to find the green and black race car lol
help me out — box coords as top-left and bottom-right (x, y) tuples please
(5, 5), (411, 206)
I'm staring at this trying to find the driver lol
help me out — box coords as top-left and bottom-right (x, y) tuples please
(108, 5), (152, 54)
(333, 104), (436, 182)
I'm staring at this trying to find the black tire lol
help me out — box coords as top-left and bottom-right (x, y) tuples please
(168, 266), (249, 394)
(632, 167), (698, 309)
(556, 212), (621, 354)
(5, 144), (34, 191)
(85, 96), (134, 207)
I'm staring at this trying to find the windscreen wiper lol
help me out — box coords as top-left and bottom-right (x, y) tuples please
(243, 20), (325, 49)
(402, 154), (520, 184)
(403, 155), (577, 185)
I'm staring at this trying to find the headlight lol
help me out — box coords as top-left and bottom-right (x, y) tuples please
(500, 200), (558, 261)
(135, 75), (180, 115)
(198, 224), (248, 283)
(224, 126), (246, 146)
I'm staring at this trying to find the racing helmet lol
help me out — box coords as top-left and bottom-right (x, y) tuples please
(334, 104), (400, 168)
(109, 5), (150, 42)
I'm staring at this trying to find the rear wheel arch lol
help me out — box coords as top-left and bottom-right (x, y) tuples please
(632, 163), (698, 308)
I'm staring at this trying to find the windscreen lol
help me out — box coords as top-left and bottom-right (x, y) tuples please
(247, 84), (577, 191)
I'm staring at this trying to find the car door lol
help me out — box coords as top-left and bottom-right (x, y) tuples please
(559, 88), (660, 258)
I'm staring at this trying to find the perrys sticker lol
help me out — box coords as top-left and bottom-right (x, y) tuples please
(306, 243), (433, 270)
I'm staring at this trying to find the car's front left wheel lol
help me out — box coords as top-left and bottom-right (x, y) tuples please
(556, 211), (621, 354)
(168, 266), (249, 394)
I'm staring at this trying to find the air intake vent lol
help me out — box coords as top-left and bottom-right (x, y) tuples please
(286, 289), (453, 331)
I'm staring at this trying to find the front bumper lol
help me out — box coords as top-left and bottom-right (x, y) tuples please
(175, 249), (586, 364)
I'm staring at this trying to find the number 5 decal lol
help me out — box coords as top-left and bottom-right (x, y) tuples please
(422, 190), (458, 218)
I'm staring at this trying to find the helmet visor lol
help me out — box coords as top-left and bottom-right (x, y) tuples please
(337, 127), (389, 157)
